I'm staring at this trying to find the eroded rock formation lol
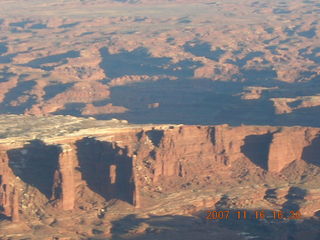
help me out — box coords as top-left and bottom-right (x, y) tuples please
(0, 0), (320, 127)
(0, 115), (319, 239)
(1, 118), (320, 222)
(0, 148), (13, 218)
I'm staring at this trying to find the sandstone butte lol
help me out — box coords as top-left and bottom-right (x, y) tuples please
(0, 114), (320, 239)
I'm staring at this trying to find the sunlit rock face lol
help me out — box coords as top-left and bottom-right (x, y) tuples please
(0, 116), (320, 213)
(0, 115), (320, 239)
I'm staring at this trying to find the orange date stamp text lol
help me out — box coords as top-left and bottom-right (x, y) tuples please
(206, 210), (302, 220)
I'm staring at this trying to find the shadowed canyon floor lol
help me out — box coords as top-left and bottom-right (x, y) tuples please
(0, 115), (320, 239)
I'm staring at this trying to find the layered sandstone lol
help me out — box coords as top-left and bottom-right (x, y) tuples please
(0, 115), (319, 226)
(0, 148), (14, 218)
(56, 144), (76, 210)
(0, 115), (319, 239)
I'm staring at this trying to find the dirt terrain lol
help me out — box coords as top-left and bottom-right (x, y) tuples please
(0, 0), (319, 125)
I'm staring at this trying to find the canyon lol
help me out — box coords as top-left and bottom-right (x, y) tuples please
(0, 115), (320, 239)
(0, 0), (320, 239)
(0, 0), (319, 126)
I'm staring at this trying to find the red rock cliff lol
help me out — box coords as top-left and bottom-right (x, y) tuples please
(1, 124), (320, 217)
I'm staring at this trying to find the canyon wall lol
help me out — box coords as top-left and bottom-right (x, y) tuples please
(1, 124), (320, 221)
(0, 147), (13, 218)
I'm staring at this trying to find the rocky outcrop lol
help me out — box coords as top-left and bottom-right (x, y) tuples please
(268, 128), (320, 172)
(271, 95), (320, 115)
(0, 147), (19, 222)
(1, 116), (320, 222)
(56, 144), (76, 210)
(1, 0), (320, 126)
(81, 103), (128, 116)
(11, 187), (19, 223)
(75, 137), (136, 205)
(240, 86), (278, 100)
(0, 149), (11, 217)
(149, 126), (216, 182)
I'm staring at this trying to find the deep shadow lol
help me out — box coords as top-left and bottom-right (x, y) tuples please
(275, 105), (320, 127)
(79, 31), (94, 37)
(76, 138), (109, 199)
(0, 53), (16, 64)
(282, 187), (307, 212)
(0, 69), (15, 83)
(58, 22), (80, 29)
(53, 102), (86, 116)
(108, 210), (320, 240)
(236, 51), (265, 68)
(48, 76), (320, 127)
(241, 133), (273, 170)
(43, 82), (74, 100)
(209, 127), (216, 145)
(92, 78), (277, 125)
(273, 8), (291, 14)
(111, 214), (209, 240)
(9, 20), (33, 28)
(7, 140), (61, 199)
(287, 99), (303, 108)
(241, 68), (277, 82)
(0, 43), (7, 55)
(184, 42), (225, 62)
(177, 17), (191, 24)
(0, 80), (37, 114)
(99, 47), (201, 79)
(30, 23), (47, 29)
(266, 45), (280, 55)
(145, 129), (164, 147)
(25, 50), (80, 70)
(76, 138), (134, 204)
(0, 213), (10, 221)
(214, 194), (230, 209)
(300, 47), (320, 64)
(298, 28), (316, 39)
(302, 135), (320, 166)
(264, 188), (277, 203)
